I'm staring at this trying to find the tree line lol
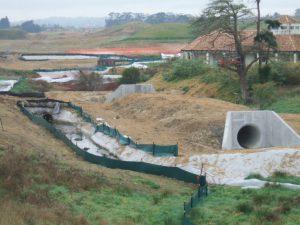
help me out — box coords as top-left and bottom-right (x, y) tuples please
(105, 12), (192, 27)
(0, 17), (42, 33)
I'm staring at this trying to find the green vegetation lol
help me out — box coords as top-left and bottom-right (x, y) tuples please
(0, 28), (26, 40)
(246, 172), (300, 185)
(119, 67), (141, 84)
(0, 147), (193, 225)
(252, 82), (277, 109)
(163, 59), (209, 81)
(268, 96), (300, 114)
(189, 185), (300, 225)
(125, 23), (194, 42)
(155, 59), (300, 111)
(10, 78), (50, 93)
(0, 68), (36, 79)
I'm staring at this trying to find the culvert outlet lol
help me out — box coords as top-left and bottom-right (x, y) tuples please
(237, 125), (261, 149)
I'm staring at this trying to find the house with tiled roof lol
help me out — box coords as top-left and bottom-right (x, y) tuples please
(271, 15), (300, 35)
(181, 16), (300, 65)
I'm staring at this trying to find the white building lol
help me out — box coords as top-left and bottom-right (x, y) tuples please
(271, 15), (300, 35)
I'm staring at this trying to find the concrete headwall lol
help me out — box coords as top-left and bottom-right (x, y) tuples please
(222, 111), (300, 150)
(105, 84), (155, 103)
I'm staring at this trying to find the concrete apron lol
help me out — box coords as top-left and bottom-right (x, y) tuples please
(26, 106), (300, 189)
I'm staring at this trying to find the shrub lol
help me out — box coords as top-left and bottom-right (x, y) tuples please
(252, 81), (277, 108)
(170, 59), (209, 80)
(119, 67), (141, 84)
(245, 173), (264, 180)
(78, 71), (103, 91)
(236, 202), (253, 214)
(283, 63), (300, 85)
(182, 86), (190, 94)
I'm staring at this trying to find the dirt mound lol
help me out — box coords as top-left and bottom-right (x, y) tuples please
(46, 91), (300, 155)
(49, 92), (246, 155)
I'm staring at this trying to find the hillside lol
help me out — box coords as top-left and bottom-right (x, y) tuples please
(0, 95), (195, 225)
(0, 22), (191, 53)
(122, 23), (194, 42)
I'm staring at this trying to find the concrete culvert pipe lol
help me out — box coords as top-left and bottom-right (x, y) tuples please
(237, 125), (261, 149)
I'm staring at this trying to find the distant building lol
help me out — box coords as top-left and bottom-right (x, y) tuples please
(271, 15), (300, 35)
(181, 16), (300, 65)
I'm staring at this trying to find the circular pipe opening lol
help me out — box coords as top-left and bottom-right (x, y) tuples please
(237, 125), (261, 149)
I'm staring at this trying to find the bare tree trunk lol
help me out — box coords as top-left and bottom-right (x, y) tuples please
(238, 67), (250, 103)
(256, 0), (262, 69)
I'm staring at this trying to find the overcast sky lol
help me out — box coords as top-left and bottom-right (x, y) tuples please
(0, 0), (299, 21)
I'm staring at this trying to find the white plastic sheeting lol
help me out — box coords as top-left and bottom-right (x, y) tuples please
(22, 55), (98, 60)
(0, 80), (17, 92)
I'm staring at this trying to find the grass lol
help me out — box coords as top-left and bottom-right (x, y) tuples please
(189, 185), (300, 225)
(49, 185), (188, 225)
(124, 23), (194, 42)
(0, 28), (26, 40)
(10, 78), (51, 93)
(268, 96), (300, 114)
(246, 172), (300, 185)
(0, 146), (194, 225)
(10, 78), (35, 93)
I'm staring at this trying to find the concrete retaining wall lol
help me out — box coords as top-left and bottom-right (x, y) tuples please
(105, 84), (155, 103)
(222, 111), (300, 150)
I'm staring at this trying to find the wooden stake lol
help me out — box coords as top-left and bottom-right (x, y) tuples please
(0, 118), (4, 131)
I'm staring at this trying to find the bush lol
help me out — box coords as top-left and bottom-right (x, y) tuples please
(252, 81), (277, 108)
(168, 59), (209, 80)
(78, 72), (103, 91)
(245, 173), (264, 180)
(236, 202), (253, 214)
(284, 63), (300, 85)
(119, 67), (141, 84)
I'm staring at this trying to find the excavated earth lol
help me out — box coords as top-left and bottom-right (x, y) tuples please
(46, 91), (300, 156)
(47, 92), (250, 155)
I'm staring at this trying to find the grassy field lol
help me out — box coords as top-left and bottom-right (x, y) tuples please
(0, 22), (190, 53)
(189, 185), (300, 225)
(0, 28), (26, 40)
(123, 23), (194, 42)
(0, 96), (196, 225)
(246, 172), (300, 185)
(268, 96), (300, 114)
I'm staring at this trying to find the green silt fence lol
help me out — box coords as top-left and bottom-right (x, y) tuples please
(69, 103), (178, 157)
(17, 100), (209, 225)
(17, 100), (194, 183)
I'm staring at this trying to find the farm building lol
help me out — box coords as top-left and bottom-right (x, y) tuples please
(181, 16), (300, 65)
